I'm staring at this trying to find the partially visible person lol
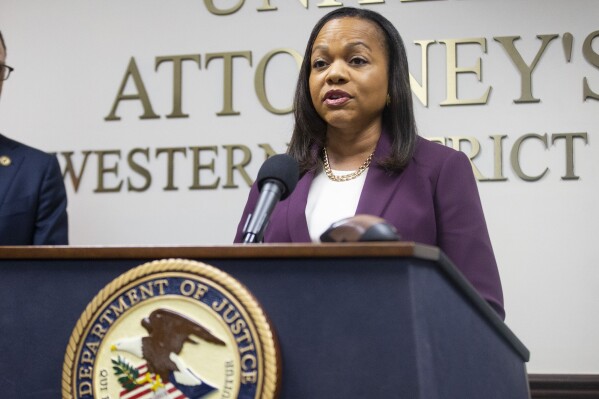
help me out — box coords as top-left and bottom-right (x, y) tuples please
(234, 8), (504, 319)
(0, 30), (68, 245)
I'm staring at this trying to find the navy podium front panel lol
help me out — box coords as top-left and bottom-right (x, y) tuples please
(0, 247), (529, 398)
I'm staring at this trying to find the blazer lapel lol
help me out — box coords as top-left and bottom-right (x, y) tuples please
(0, 135), (23, 208)
(356, 132), (405, 217)
(287, 170), (315, 242)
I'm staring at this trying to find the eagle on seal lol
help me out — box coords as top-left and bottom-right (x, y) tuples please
(111, 308), (226, 398)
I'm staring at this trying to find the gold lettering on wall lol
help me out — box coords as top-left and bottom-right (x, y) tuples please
(102, 29), (599, 120)
(155, 54), (202, 118)
(189, 146), (220, 189)
(317, 0), (343, 7)
(222, 145), (253, 188)
(257, 0), (277, 11)
(583, 30), (599, 101)
(205, 51), (253, 116)
(127, 148), (152, 192)
(257, 0), (307, 11)
(204, 0), (244, 15)
(56, 133), (588, 193)
(447, 136), (487, 180)
(95, 150), (124, 192)
(487, 134), (508, 182)
(258, 143), (278, 158)
(62, 151), (92, 192)
(105, 57), (160, 121)
(510, 133), (549, 181)
(225, 0), (438, 13)
(59, 144), (284, 192)
(439, 38), (491, 106)
(410, 40), (435, 107)
(156, 147), (187, 190)
(494, 35), (558, 103)
(255, 48), (302, 115)
(551, 133), (588, 180)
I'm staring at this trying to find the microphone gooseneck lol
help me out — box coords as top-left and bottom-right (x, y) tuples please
(242, 154), (299, 244)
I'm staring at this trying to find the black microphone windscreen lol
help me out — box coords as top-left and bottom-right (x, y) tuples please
(256, 154), (299, 200)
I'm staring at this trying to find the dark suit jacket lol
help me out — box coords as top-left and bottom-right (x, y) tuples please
(235, 133), (504, 319)
(0, 134), (68, 245)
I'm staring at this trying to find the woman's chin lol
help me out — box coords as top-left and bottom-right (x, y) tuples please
(322, 114), (358, 131)
(323, 115), (382, 135)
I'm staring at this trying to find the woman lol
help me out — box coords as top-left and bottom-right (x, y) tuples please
(234, 8), (504, 319)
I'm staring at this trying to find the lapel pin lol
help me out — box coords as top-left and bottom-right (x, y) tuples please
(0, 155), (11, 167)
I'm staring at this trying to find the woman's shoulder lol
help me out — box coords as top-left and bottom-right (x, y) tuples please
(376, 133), (473, 184)
(414, 135), (466, 162)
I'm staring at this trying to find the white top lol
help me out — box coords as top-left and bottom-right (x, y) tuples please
(305, 167), (369, 242)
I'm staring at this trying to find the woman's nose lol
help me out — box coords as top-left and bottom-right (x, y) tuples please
(326, 61), (348, 84)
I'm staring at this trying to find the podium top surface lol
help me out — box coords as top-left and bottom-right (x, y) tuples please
(0, 241), (440, 260)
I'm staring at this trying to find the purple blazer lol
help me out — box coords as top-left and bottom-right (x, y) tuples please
(235, 133), (504, 319)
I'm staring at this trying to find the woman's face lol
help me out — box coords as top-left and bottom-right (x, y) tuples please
(309, 17), (389, 134)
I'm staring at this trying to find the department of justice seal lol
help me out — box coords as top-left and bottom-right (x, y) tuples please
(62, 259), (281, 399)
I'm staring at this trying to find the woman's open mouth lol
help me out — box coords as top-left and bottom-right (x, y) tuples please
(324, 90), (352, 106)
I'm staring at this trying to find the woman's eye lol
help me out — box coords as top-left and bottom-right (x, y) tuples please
(350, 57), (367, 65)
(312, 59), (327, 69)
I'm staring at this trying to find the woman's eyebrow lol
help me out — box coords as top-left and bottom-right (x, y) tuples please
(312, 41), (371, 55)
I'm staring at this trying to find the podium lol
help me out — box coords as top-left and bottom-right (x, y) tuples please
(0, 243), (529, 398)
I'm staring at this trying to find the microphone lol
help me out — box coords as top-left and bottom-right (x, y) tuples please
(242, 154), (299, 244)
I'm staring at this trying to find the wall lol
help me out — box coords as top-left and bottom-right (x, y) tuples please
(1, 0), (598, 373)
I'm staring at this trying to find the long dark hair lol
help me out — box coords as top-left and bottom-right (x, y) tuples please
(288, 7), (418, 174)
(0, 31), (5, 51)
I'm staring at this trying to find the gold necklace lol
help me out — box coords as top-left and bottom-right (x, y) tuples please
(322, 147), (374, 182)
